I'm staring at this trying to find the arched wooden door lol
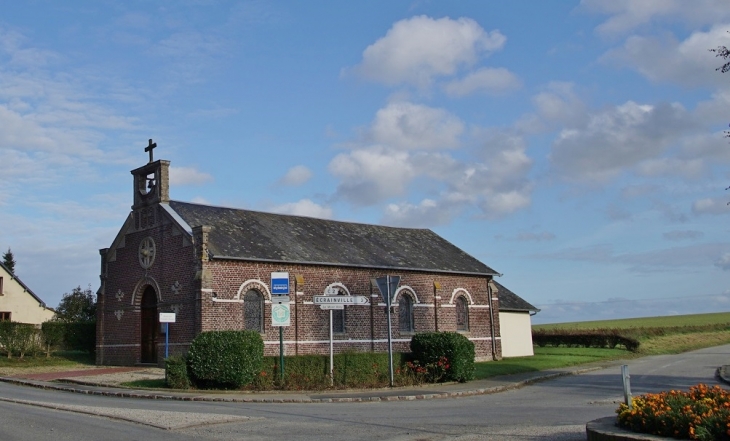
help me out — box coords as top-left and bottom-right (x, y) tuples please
(140, 286), (158, 363)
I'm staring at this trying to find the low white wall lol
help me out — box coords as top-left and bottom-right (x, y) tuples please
(499, 311), (534, 358)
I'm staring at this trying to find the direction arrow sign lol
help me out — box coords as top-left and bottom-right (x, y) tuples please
(313, 295), (369, 305)
(319, 304), (344, 310)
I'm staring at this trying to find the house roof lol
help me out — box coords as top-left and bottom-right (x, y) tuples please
(0, 261), (51, 309)
(167, 200), (499, 276)
(494, 281), (539, 313)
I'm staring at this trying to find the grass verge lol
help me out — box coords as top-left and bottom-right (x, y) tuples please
(636, 330), (730, 355)
(474, 347), (629, 380)
(121, 379), (167, 389)
(0, 351), (94, 376)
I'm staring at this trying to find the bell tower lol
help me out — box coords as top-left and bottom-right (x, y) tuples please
(130, 139), (169, 229)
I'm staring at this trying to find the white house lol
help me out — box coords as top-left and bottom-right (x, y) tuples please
(0, 262), (55, 325)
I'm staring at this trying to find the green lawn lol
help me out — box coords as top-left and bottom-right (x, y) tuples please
(474, 347), (628, 380)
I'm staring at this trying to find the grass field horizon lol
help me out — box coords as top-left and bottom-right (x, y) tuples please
(532, 311), (730, 331)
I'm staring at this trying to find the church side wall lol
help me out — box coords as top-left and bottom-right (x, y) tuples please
(200, 260), (500, 361)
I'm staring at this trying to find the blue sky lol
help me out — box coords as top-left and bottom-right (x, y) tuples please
(2, 1), (730, 324)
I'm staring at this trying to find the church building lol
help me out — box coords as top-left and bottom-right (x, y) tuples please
(96, 142), (518, 366)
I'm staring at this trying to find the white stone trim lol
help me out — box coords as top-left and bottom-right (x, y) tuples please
(324, 282), (350, 296)
(393, 285), (420, 304)
(236, 279), (272, 301)
(131, 276), (163, 305)
(449, 288), (474, 305)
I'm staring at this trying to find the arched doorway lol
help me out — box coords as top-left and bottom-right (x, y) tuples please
(140, 286), (158, 363)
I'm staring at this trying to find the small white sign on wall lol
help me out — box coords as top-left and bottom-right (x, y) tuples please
(159, 312), (176, 323)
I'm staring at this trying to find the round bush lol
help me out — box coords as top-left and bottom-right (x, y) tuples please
(410, 332), (475, 383)
(187, 330), (264, 389)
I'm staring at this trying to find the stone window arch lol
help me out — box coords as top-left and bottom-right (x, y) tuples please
(398, 293), (414, 333)
(243, 289), (264, 332)
(455, 295), (469, 332)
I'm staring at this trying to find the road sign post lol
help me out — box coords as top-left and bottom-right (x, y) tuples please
(374, 276), (400, 387)
(271, 273), (290, 381)
(159, 312), (176, 360)
(314, 294), (368, 385)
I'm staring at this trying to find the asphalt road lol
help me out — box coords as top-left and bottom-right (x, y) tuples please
(1, 345), (727, 441)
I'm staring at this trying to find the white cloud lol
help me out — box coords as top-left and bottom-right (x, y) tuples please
(329, 147), (415, 205)
(270, 199), (333, 219)
(533, 242), (730, 272)
(636, 157), (704, 179)
(532, 82), (588, 126)
(716, 253), (730, 270)
(663, 230), (704, 241)
(382, 199), (458, 228)
(580, 0), (730, 36)
(190, 196), (210, 205)
(369, 101), (464, 150)
(444, 67), (521, 97)
(550, 101), (697, 182)
(351, 15), (506, 88)
(514, 231), (557, 242)
(692, 197), (728, 215)
(278, 165), (312, 186)
(601, 25), (730, 87)
(169, 166), (213, 185)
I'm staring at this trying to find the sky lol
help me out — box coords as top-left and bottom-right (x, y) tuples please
(1, 1), (730, 324)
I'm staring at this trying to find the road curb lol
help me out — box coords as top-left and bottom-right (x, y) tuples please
(716, 365), (730, 385)
(0, 366), (602, 403)
(586, 416), (680, 440)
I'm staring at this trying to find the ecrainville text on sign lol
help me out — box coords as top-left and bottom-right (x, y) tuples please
(313, 295), (369, 305)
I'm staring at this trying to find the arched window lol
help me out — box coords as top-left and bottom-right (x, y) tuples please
(455, 296), (469, 332)
(398, 294), (414, 332)
(332, 289), (346, 333)
(243, 290), (263, 332)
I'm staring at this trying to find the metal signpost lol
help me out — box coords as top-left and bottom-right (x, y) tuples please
(374, 276), (400, 387)
(159, 312), (176, 359)
(271, 272), (290, 381)
(314, 295), (368, 385)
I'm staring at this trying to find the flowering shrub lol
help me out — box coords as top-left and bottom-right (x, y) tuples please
(410, 332), (475, 382)
(405, 356), (450, 383)
(617, 384), (730, 440)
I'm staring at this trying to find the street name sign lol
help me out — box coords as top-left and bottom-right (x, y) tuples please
(313, 295), (369, 305)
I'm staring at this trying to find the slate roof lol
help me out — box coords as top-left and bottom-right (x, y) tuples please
(494, 281), (539, 312)
(167, 200), (499, 276)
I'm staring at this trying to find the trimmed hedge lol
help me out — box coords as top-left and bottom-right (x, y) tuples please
(0, 322), (40, 358)
(410, 332), (475, 383)
(63, 322), (96, 353)
(532, 329), (640, 351)
(39, 321), (96, 354)
(250, 352), (408, 390)
(165, 355), (191, 389)
(40, 321), (65, 357)
(187, 330), (264, 389)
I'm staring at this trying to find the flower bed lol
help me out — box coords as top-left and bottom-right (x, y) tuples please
(617, 384), (730, 440)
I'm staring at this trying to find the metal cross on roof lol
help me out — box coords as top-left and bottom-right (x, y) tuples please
(144, 139), (157, 163)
